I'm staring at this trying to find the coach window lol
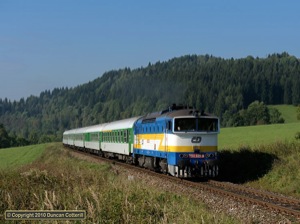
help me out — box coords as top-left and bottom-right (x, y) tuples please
(121, 130), (124, 143)
(128, 130), (131, 142)
(124, 130), (127, 143)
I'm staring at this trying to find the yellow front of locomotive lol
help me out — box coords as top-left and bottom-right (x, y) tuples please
(166, 113), (219, 178)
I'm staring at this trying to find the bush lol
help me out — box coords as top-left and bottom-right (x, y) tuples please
(295, 132), (300, 140)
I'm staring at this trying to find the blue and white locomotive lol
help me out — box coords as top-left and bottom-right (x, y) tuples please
(63, 104), (219, 178)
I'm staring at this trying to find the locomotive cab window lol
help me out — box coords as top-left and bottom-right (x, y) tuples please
(174, 117), (218, 132)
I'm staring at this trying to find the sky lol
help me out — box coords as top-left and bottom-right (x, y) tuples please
(1, 0), (300, 101)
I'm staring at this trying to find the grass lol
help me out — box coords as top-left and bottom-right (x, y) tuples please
(219, 122), (300, 150)
(0, 143), (238, 223)
(0, 144), (46, 170)
(219, 104), (299, 150)
(239, 141), (300, 197)
(218, 107), (300, 198)
(268, 104), (299, 123)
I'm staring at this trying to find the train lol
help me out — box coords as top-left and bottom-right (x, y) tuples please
(63, 104), (219, 178)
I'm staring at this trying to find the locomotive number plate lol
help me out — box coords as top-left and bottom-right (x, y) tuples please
(189, 154), (204, 158)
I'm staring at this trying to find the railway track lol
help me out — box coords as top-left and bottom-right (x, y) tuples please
(207, 180), (300, 212)
(67, 147), (300, 219)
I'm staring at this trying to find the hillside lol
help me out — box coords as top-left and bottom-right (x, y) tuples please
(0, 144), (45, 169)
(268, 104), (299, 123)
(0, 53), (300, 143)
(219, 105), (299, 149)
(219, 122), (299, 150)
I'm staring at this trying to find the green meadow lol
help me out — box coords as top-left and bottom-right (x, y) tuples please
(269, 104), (299, 123)
(218, 105), (300, 197)
(0, 144), (46, 170)
(219, 122), (299, 149)
(219, 104), (299, 149)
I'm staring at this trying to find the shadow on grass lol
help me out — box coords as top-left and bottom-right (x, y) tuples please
(217, 148), (278, 184)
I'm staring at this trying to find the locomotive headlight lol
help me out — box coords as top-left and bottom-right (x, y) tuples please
(205, 153), (215, 158)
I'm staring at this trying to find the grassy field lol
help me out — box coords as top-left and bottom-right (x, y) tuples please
(0, 143), (237, 223)
(218, 106), (300, 198)
(0, 144), (46, 170)
(268, 104), (299, 123)
(217, 140), (300, 197)
(219, 104), (299, 149)
(219, 122), (300, 149)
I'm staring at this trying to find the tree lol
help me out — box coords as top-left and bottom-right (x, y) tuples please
(245, 101), (270, 125)
(0, 124), (10, 148)
(269, 108), (284, 124)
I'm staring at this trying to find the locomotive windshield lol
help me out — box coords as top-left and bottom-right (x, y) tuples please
(174, 117), (218, 132)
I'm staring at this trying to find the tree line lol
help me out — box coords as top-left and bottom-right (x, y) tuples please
(0, 124), (29, 148)
(0, 52), (299, 144)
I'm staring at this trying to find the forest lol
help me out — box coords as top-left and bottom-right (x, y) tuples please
(0, 52), (299, 145)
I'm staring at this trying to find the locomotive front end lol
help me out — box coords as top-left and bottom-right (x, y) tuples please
(167, 112), (219, 178)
